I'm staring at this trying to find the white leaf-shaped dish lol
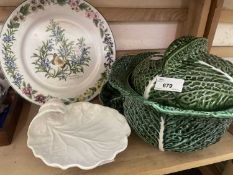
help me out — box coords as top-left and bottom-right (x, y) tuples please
(27, 100), (130, 170)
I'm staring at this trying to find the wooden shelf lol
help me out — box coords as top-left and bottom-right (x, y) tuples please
(0, 101), (233, 175)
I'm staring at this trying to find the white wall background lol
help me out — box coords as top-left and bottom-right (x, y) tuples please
(213, 0), (233, 47)
(213, 23), (233, 46)
(110, 23), (177, 50)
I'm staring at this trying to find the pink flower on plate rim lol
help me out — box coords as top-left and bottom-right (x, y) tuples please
(93, 12), (99, 19)
(35, 94), (47, 104)
(22, 87), (32, 97)
(68, 0), (80, 9)
(85, 11), (99, 19)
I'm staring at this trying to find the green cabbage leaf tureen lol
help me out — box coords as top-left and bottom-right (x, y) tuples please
(132, 36), (233, 111)
(100, 36), (233, 152)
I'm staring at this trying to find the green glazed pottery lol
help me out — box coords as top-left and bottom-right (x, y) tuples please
(101, 52), (233, 152)
(132, 36), (233, 111)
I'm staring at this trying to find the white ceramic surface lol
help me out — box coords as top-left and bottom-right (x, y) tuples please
(27, 100), (130, 170)
(0, 0), (115, 105)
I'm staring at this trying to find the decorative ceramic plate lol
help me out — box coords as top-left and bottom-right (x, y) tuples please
(0, 0), (115, 105)
(27, 99), (130, 170)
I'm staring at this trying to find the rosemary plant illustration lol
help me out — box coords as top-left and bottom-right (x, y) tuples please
(32, 19), (91, 81)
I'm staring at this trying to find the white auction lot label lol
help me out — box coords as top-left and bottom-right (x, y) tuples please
(154, 76), (184, 92)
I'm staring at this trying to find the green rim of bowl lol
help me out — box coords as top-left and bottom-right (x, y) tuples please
(109, 52), (233, 119)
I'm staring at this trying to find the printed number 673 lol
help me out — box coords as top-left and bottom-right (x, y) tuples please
(163, 83), (173, 88)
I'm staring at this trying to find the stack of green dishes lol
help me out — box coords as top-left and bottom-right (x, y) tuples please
(100, 36), (233, 152)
